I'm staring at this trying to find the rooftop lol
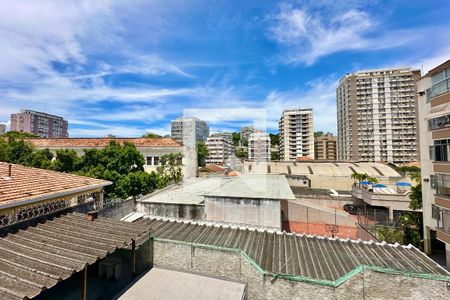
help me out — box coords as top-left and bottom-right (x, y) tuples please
(24, 137), (181, 148)
(0, 162), (111, 209)
(245, 161), (401, 178)
(117, 267), (246, 300)
(138, 174), (295, 205)
(135, 217), (450, 284)
(0, 213), (150, 300)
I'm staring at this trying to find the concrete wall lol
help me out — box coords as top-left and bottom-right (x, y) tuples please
(285, 201), (356, 227)
(297, 197), (354, 209)
(136, 202), (204, 220)
(204, 196), (281, 229)
(98, 199), (135, 220)
(151, 239), (450, 300)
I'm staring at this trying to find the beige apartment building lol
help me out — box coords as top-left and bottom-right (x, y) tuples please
(278, 108), (314, 161)
(337, 68), (421, 163)
(418, 59), (450, 268)
(205, 133), (235, 165)
(248, 131), (270, 161)
(314, 133), (337, 160)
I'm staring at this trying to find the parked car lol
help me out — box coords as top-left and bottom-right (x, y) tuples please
(343, 204), (358, 215)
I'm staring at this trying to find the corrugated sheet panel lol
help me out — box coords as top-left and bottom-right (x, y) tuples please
(140, 218), (449, 282)
(0, 213), (150, 300)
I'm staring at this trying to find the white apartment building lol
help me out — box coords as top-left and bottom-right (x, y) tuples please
(337, 67), (421, 163)
(418, 59), (450, 268)
(206, 133), (235, 165)
(278, 109), (314, 161)
(248, 132), (270, 161)
(170, 117), (209, 144)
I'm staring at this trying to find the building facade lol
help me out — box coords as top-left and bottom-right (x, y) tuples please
(10, 109), (68, 138)
(240, 126), (255, 146)
(314, 133), (337, 160)
(0, 124), (5, 135)
(248, 131), (270, 161)
(170, 117), (209, 144)
(418, 59), (450, 268)
(278, 108), (314, 161)
(337, 68), (421, 163)
(206, 133), (235, 165)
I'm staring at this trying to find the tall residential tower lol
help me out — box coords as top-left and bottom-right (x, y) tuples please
(336, 67), (421, 162)
(10, 109), (68, 138)
(170, 117), (209, 144)
(278, 108), (314, 161)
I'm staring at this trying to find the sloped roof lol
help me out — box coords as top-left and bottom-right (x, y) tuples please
(0, 213), (149, 300)
(246, 161), (401, 178)
(25, 137), (181, 148)
(0, 162), (111, 209)
(135, 218), (449, 284)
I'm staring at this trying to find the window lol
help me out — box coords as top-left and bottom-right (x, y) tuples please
(429, 114), (450, 130)
(432, 205), (441, 221)
(153, 156), (160, 166)
(431, 67), (450, 98)
(430, 174), (437, 189)
(146, 157), (152, 165)
(434, 174), (450, 197)
(433, 139), (450, 162)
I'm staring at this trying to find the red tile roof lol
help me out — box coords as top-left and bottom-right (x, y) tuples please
(25, 137), (182, 148)
(0, 162), (111, 208)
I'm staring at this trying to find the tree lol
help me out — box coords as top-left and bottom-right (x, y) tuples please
(269, 133), (279, 146)
(3, 138), (34, 165)
(1, 131), (39, 138)
(235, 147), (248, 158)
(156, 153), (184, 186)
(314, 131), (324, 138)
(409, 172), (422, 210)
(232, 132), (240, 146)
(197, 141), (209, 167)
(142, 133), (162, 138)
(271, 150), (280, 161)
(117, 172), (160, 199)
(29, 148), (54, 169)
(51, 149), (80, 172)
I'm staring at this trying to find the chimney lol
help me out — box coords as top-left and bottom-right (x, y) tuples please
(8, 164), (11, 177)
(87, 211), (98, 221)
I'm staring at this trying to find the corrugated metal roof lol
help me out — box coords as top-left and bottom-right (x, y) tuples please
(137, 218), (449, 282)
(0, 213), (149, 300)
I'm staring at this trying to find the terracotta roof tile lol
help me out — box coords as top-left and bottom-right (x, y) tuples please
(0, 162), (111, 208)
(25, 137), (181, 148)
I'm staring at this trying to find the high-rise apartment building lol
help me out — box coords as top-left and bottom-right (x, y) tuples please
(0, 124), (6, 135)
(278, 108), (314, 161)
(248, 131), (270, 161)
(314, 133), (337, 160)
(337, 67), (421, 163)
(240, 126), (255, 146)
(10, 109), (68, 138)
(205, 133), (235, 165)
(170, 117), (209, 144)
(418, 59), (450, 268)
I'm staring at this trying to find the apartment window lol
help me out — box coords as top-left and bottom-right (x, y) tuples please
(431, 67), (450, 98)
(146, 157), (152, 165)
(153, 156), (160, 166)
(430, 174), (437, 189)
(433, 139), (450, 161)
(429, 114), (450, 130)
(431, 205), (441, 221)
(434, 174), (450, 197)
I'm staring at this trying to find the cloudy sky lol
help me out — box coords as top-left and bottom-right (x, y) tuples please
(1, 0), (449, 136)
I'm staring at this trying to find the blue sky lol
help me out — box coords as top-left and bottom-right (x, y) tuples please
(1, 0), (450, 136)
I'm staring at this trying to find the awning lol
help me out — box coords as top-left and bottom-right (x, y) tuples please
(0, 213), (149, 300)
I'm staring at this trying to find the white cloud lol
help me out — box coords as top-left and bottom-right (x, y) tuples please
(267, 3), (412, 65)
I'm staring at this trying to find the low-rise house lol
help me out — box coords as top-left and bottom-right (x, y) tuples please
(25, 137), (192, 175)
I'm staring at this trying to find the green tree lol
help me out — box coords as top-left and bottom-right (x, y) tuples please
(271, 150), (280, 161)
(1, 131), (39, 138)
(269, 133), (279, 146)
(29, 148), (54, 169)
(232, 132), (240, 146)
(197, 141), (209, 167)
(409, 172), (422, 210)
(142, 133), (162, 138)
(117, 172), (160, 199)
(51, 149), (80, 172)
(235, 147), (248, 159)
(156, 153), (184, 186)
(4, 138), (34, 164)
(314, 131), (324, 138)
(377, 225), (404, 244)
